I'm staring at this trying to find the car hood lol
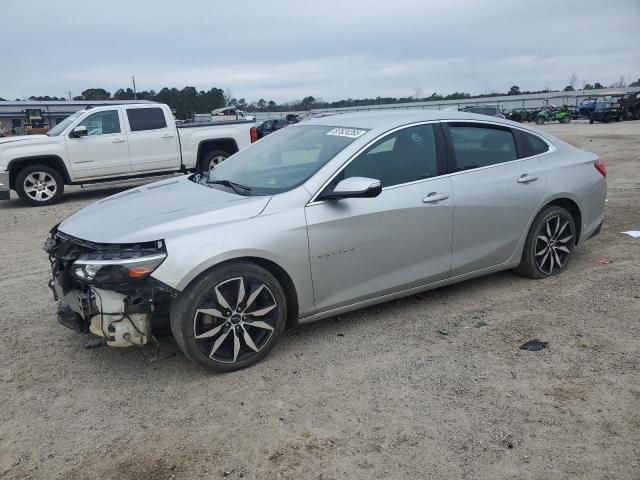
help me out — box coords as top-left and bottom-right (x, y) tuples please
(0, 134), (50, 146)
(58, 176), (271, 244)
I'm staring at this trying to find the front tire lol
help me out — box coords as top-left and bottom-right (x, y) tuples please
(515, 205), (576, 279)
(15, 164), (64, 206)
(170, 262), (287, 372)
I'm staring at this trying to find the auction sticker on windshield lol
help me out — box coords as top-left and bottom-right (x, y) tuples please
(326, 128), (367, 138)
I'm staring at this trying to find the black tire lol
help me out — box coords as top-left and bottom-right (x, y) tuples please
(15, 164), (64, 206)
(199, 149), (230, 173)
(170, 261), (287, 372)
(514, 205), (576, 279)
(535, 117), (544, 125)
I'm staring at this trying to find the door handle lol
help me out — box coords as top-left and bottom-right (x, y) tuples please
(111, 139), (125, 143)
(161, 134), (175, 138)
(423, 193), (449, 203)
(517, 174), (539, 183)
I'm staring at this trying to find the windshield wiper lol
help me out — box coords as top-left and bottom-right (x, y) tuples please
(207, 179), (252, 195)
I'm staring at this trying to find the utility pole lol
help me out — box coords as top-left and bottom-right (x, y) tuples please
(132, 76), (137, 100)
(68, 90), (72, 101)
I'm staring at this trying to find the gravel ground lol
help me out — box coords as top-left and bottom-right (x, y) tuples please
(0, 121), (638, 480)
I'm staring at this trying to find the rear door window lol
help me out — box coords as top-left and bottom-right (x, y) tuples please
(127, 107), (167, 132)
(448, 124), (517, 171)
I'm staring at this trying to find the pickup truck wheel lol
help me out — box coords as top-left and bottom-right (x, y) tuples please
(15, 164), (64, 206)
(200, 150), (230, 172)
(170, 261), (287, 372)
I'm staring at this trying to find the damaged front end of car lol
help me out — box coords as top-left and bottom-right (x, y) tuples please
(44, 225), (176, 348)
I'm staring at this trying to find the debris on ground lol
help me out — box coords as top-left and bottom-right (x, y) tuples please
(621, 230), (640, 238)
(438, 329), (449, 336)
(596, 258), (612, 265)
(475, 320), (488, 328)
(519, 339), (548, 351)
(83, 337), (106, 349)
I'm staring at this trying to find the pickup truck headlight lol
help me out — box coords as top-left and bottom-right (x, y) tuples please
(72, 252), (167, 284)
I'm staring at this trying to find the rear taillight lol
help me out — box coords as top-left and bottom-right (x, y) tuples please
(594, 160), (606, 177)
(250, 126), (257, 143)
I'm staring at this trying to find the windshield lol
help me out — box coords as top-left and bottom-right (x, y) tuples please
(201, 125), (365, 195)
(47, 111), (84, 136)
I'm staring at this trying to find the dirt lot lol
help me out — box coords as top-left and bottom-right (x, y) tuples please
(1, 120), (638, 480)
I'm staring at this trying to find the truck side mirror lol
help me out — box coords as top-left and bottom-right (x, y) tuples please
(70, 126), (88, 138)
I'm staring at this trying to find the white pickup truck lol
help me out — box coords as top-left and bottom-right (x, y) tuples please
(0, 103), (257, 206)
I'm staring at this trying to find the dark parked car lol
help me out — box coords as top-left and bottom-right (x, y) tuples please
(286, 114), (302, 124)
(460, 105), (506, 118)
(256, 118), (288, 139)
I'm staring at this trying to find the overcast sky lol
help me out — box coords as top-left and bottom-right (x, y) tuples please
(3, 0), (639, 103)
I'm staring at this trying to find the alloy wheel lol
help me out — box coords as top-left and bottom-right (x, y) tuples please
(192, 277), (279, 364)
(535, 215), (574, 275)
(23, 172), (57, 202)
(206, 155), (227, 171)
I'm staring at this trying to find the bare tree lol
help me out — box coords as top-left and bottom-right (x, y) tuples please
(569, 73), (578, 89)
(609, 77), (626, 88)
(224, 87), (233, 106)
(414, 88), (424, 101)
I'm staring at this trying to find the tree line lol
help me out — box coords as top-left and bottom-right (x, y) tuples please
(2, 77), (638, 116)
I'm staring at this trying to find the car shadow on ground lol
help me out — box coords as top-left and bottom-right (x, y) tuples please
(66, 269), (522, 379)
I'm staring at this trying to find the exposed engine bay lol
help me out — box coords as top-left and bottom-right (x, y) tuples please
(44, 226), (176, 348)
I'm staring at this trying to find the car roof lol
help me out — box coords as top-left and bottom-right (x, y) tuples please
(301, 109), (519, 130)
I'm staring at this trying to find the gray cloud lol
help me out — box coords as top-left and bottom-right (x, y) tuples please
(3, 0), (639, 102)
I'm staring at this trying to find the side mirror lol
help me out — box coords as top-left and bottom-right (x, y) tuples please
(327, 177), (382, 200)
(70, 126), (88, 138)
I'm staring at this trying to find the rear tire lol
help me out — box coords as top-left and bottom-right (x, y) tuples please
(170, 261), (287, 372)
(514, 205), (576, 279)
(15, 164), (64, 206)
(199, 150), (230, 173)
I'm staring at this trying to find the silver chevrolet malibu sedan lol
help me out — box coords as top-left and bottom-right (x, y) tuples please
(45, 111), (607, 372)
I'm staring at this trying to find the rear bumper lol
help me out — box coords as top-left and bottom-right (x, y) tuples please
(0, 170), (9, 200)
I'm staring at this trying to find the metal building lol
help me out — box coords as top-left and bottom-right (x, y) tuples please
(0, 100), (154, 135)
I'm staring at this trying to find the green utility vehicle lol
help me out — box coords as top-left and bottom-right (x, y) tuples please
(535, 106), (572, 125)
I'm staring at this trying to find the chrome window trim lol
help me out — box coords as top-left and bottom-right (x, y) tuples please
(444, 119), (555, 154)
(307, 118), (556, 206)
(442, 119), (556, 177)
(307, 120), (445, 206)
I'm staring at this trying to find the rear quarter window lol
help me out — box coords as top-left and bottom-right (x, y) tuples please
(522, 131), (550, 156)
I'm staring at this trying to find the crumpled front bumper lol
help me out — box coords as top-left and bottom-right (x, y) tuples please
(45, 229), (176, 347)
(0, 170), (9, 200)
